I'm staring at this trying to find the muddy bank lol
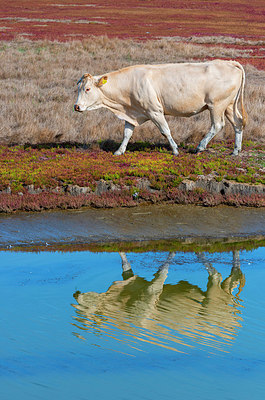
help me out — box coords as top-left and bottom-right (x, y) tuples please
(1, 204), (265, 251)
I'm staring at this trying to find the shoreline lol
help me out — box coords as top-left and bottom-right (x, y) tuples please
(1, 203), (265, 252)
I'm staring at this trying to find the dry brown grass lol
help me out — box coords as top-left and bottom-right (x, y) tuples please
(170, 36), (265, 46)
(0, 36), (264, 146)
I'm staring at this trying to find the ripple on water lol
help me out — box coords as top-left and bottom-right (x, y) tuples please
(1, 247), (265, 400)
(72, 251), (248, 354)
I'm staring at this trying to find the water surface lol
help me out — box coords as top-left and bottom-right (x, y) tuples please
(1, 247), (265, 399)
(1, 204), (265, 248)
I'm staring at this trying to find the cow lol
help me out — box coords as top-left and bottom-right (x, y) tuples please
(72, 251), (245, 352)
(74, 60), (247, 156)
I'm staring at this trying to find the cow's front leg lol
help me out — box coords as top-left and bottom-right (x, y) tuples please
(114, 121), (135, 155)
(119, 252), (132, 272)
(119, 252), (135, 280)
(150, 113), (179, 156)
(232, 128), (243, 156)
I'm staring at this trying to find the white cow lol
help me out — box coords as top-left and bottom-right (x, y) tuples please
(74, 60), (247, 155)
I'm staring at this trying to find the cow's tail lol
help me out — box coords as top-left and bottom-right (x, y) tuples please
(231, 61), (248, 128)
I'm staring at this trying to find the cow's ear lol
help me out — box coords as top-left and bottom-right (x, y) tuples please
(97, 75), (108, 87)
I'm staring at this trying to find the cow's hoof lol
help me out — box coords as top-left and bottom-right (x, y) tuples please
(172, 151), (179, 157)
(195, 147), (204, 154)
(114, 150), (123, 156)
(232, 150), (239, 156)
(73, 290), (81, 299)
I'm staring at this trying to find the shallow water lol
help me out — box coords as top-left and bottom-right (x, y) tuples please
(1, 204), (265, 248)
(1, 247), (265, 399)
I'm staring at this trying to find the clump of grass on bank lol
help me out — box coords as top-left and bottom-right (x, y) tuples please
(4, 238), (265, 255)
(0, 37), (264, 147)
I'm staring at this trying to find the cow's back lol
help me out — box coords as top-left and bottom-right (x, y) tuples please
(144, 60), (242, 116)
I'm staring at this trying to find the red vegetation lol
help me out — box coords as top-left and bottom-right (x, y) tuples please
(1, 0), (265, 68)
(0, 191), (137, 212)
(0, 186), (264, 213)
(166, 188), (265, 208)
(1, 0), (264, 41)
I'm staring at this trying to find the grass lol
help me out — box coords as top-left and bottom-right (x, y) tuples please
(3, 237), (265, 255)
(0, 37), (264, 147)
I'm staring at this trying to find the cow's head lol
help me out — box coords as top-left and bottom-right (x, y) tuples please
(74, 73), (108, 112)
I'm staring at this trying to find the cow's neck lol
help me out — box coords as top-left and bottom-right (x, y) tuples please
(101, 94), (128, 115)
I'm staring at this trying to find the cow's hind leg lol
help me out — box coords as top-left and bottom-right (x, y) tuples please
(221, 251), (245, 295)
(225, 104), (243, 155)
(150, 113), (179, 155)
(196, 108), (225, 153)
(114, 121), (135, 155)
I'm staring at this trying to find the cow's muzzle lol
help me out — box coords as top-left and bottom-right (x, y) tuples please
(74, 104), (82, 112)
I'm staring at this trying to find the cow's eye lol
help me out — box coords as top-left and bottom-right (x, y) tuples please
(85, 88), (90, 93)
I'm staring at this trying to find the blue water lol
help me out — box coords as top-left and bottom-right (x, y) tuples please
(1, 248), (265, 400)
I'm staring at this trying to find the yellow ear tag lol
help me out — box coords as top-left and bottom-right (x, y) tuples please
(102, 78), (107, 85)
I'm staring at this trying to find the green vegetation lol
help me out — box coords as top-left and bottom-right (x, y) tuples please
(0, 142), (264, 194)
(3, 237), (265, 255)
(0, 142), (264, 212)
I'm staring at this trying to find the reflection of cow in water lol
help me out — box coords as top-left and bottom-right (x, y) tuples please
(72, 251), (245, 352)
